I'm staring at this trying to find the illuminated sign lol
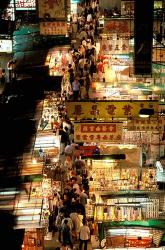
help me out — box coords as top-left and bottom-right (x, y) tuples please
(38, 0), (67, 19)
(100, 37), (130, 54)
(153, 48), (165, 62)
(66, 101), (159, 120)
(74, 122), (123, 143)
(104, 20), (133, 34)
(40, 22), (68, 35)
(15, 0), (36, 10)
(127, 118), (165, 131)
(0, 40), (12, 53)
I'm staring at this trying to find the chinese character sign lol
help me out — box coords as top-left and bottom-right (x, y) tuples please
(104, 20), (133, 33)
(40, 22), (68, 35)
(16, 0), (36, 10)
(66, 101), (159, 120)
(74, 122), (123, 143)
(100, 37), (129, 54)
(127, 118), (165, 132)
(38, 0), (66, 19)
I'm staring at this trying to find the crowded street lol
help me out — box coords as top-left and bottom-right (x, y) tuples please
(0, 0), (165, 250)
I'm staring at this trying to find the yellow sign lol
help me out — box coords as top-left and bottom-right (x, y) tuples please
(40, 22), (68, 35)
(153, 48), (165, 62)
(74, 122), (123, 142)
(38, 0), (66, 19)
(127, 117), (165, 131)
(66, 101), (159, 120)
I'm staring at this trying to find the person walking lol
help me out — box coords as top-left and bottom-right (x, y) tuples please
(79, 220), (90, 250)
(85, 74), (91, 99)
(72, 78), (81, 100)
(1, 69), (6, 85)
(59, 126), (70, 155)
(61, 219), (73, 249)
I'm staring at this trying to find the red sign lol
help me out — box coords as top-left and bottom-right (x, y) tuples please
(81, 124), (116, 133)
(79, 146), (97, 156)
(74, 122), (123, 143)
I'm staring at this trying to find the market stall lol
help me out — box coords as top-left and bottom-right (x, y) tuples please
(22, 228), (44, 250)
(45, 45), (72, 76)
(34, 134), (60, 160)
(80, 144), (165, 248)
(38, 92), (64, 132)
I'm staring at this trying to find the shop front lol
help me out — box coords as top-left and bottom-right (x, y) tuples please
(45, 45), (72, 77)
(38, 92), (64, 132)
(81, 145), (165, 249)
(67, 97), (165, 249)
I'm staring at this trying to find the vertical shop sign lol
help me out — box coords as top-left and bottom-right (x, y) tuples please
(38, 0), (67, 19)
(134, 0), (154, 75)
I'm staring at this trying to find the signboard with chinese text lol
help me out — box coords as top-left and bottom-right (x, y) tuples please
(121, 1), (134, 16)
(66, 101), (159, 120)
(127, 118), (165, 132)
(104, 19), (133, 34)
(74, 122), (123, 143)
(0, 40), (12, 53)
(153, 48), (165, 62)
(100, 37), (129, 54)
(38, 0), (66, 19)
(79, 146), (97, 156)
(40, 21), (67, 35)
(15, 0), (36, 10)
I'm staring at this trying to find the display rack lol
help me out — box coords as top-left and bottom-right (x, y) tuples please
(86, 154), (165, 248)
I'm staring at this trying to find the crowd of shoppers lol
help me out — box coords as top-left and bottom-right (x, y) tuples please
(61, 1), (100, 102)
(46, 1), (101, 250)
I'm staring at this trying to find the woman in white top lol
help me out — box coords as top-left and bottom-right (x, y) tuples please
(79, 220), (90, 250)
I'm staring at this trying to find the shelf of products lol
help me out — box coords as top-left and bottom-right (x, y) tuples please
(22, 228), (44, 250)
(89, 160), (158, 192)
(94, 195), (160, 222)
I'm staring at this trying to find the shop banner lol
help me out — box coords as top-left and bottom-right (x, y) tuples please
(74, 122), (123, 143)
(79, 146), (97, 156)
(100, 37), (129, 54)
(104, 19), (133, 34)
(38, 0), (67, 19)
(15, 0), (36, 10)
(153, 48), (165, 62)
(127, 118), (165, 132)
(40, 22), (68, 35)
(121, 1), (134, 16)
(66, 101), (159, 120)
(0, 40), (12, 53)
(134, 0), (153, 75)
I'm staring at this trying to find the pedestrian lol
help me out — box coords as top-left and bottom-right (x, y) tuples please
(72, 78), (81, 100)
(85, 74), (91, 99)
(80, 83), (87, 99)
(59, 126), (70, 155)
(1, 69), (6, 84)
(61, 219), (73, 249)
(55, 211), (65, 243)
(79, 219), (90, 250)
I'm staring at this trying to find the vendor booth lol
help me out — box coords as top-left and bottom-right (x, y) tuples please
(79, 143), (165, 248)
(45, 45), (72, 76)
